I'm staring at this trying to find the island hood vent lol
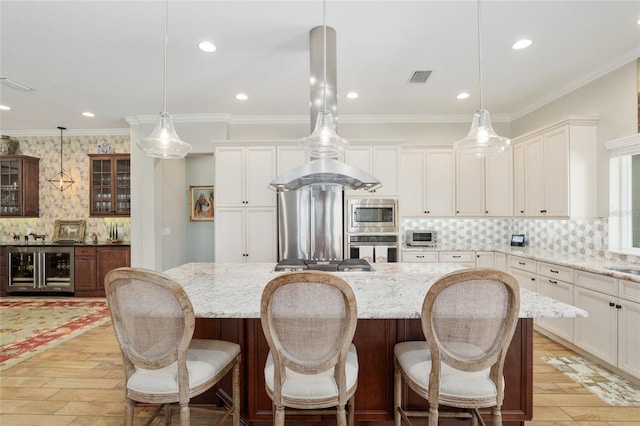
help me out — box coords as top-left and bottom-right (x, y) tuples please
(269, 26), (381, 192)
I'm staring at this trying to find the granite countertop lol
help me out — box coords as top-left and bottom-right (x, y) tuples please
(163, 262), (587, 320)
(1, 241), (130, 247)
(402, 244), (640, 283)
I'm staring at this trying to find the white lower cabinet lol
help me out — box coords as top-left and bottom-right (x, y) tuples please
(475, 251), (495, 268)
(214, 207), (277, 263)
(402, 251), (438, 263)
(438, 251), (475, 268)
(494, 252), (507, 271)
(536, 275), (574, 341)
(617, 279), (640, 378)
(507, 255), (537, 292)
(574, 285), (619, 366)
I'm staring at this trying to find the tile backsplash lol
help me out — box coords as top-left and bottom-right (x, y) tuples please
(401, 217), (640, 264)
(1, 134), (130, 243)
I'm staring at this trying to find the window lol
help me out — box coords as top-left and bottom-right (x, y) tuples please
(607, 134), (640, 255)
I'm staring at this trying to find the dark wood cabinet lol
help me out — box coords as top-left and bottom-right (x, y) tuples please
(74, 245), (130, 296)
(88, 154), (130, 217)
(0, 246), (6, 297)
(0, 155), (39, 217)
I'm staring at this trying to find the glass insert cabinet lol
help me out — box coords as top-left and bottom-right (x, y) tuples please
(88, 154), (130, 217)
(0, 155), (40, 217)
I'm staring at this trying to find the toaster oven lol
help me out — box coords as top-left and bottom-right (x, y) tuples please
(406, 230), (437, 247)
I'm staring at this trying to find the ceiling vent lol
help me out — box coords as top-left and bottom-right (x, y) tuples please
(408, 70), (432, 84)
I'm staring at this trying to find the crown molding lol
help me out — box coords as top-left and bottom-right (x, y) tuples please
(1, 128), (130, 137)
(126, 113), (232, 125)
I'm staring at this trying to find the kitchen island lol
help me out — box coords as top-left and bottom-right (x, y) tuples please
(164, 262), (587, 426)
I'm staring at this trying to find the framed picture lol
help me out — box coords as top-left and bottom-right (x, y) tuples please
(189, 186), (214, 221)
(52, 219), (86, 243)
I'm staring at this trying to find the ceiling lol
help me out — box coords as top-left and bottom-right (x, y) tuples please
(1, 0), (639, 133)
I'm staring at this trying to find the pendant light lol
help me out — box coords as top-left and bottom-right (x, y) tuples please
(137, 0), (191, 159)
(300, 0), (349, 159)
(454, 0), (510, 158)
(48, 126), (74, 191)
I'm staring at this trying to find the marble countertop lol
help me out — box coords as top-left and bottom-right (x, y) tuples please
(1, 241), (130, 247)
(163, 262), (587, 320)
(402, 245), (640, 283)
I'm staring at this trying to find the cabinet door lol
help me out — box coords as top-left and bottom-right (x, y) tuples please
(89, 155), (130, 217)
(456, 155), (485, 216)
(276, 146), (307, 176)
(114, 157), (131, 215)
(573, 286), (617, 365)
(537, 277), (573, 341)
(399, 149), (426, 216)
(74, 255), (97, 292)
(485, 151), (513, 216)
(372, 146), (399, 196)
(245, 147), (276, 207)
(475, 251), (494, 268)
(22, 157), (40, 217)
(245, 208), (277, 263)
(215, 147), (245, 206)
(513, 143), (526, 216)
(543, 127), (569, 217)
(507, 267), (536, 292)
(524, 135), (545, 216)
(494, 252), (507, 271)
(618, 299), (640, 378)
(96, 247), (130, 292)
(215, 207), (246, 262)
(345, 146), (372, 197)
(425, 149), (455, 216)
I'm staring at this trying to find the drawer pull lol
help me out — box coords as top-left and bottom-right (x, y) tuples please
(531, 277), (536, 281)
(518, 261), (526, 265)
(549, 279), (558, 284)
(416, 255), (425, 259)
(550, 269), (559, 273)
(453, 255), (461, 258)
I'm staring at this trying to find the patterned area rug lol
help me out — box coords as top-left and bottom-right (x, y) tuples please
(0, 298), (110, 370)
(543, 356), (640, 406)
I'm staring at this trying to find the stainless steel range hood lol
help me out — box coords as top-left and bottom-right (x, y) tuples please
(269, 25), (381, 192)
(270, 158), (381, 191)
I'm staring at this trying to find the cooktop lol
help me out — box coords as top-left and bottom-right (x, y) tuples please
(274, 258), (374, 272)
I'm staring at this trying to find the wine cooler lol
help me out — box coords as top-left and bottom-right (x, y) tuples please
(7, 246), (74, 293)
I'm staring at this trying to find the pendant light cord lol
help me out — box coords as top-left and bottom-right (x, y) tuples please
(163, 0), (168, 113)
(477, 0), (483, 110)
(58, 126), (65, 174)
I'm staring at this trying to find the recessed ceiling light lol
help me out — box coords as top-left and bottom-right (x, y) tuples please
(346, 92), (359, 99)
(198, 41), (216, 53)
(457, 92), (470, 100)
(236, 93), (248, 101)
(0, 105), (11, 110)
(512, 39), (532, 50)
(82, 112), (95, 117)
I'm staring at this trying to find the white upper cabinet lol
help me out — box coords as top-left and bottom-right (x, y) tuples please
(400, 147), (455, 217)
(276, 145), (308, 176)
(513, 117), (598, 218)
(513, 143), (526, 216)
(215, 146), (276, 207)
(345, 145), (399, 196)
(456, 155), (485, 216)
(485, 149), (514, 217)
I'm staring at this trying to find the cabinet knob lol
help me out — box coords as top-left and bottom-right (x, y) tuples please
(530, 277), (535, 281)
(520, 210), (524, 213)
(456, 210), (459, 214)
(426, 211), (430, 214)
(609, 302), (615, 307)
(485, 210), (488, 214)
(616, 304), (622, 309)
(540, 209), (547, 213)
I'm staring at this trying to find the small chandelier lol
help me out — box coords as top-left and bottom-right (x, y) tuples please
(454, 0), (510, 158)
(300, 0), (348, 159)
(48, 126), (74, 191)
(137, 0), (191, 159)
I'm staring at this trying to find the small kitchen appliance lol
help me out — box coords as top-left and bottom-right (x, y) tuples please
(406, 230), (437, 247)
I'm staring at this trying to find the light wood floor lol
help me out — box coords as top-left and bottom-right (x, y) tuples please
(1, 322), (639, 425)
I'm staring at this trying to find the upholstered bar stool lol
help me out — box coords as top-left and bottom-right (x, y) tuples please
(260, 271), (359, 426)
(394, 268), (520, 426)
(105, 267), (241, 426)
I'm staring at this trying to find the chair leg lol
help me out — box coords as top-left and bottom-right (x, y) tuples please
(347, 396), (355, 426)
(274, 405), (285, 426)
(337, 405), (348, 426)
(427, 405), (438, 426)
(179, 403), (189, 425)
(164, 404), (172, 425)
(124, 397), (135, 426)
(232, 358), (240, 426)
(394, 365), (401, 426)
(492, 407), (502, 426)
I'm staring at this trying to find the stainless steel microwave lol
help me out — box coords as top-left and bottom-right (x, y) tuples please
(347, 198), (398, 234)
(406, 230), (437, 247)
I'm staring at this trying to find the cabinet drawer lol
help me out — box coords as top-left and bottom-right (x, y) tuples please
(75, 246), (97, 256)
(574, 270), (617, 296)
(537, 261), (573, 282)
(438, 252), (475, 263)
(403, 252), (438, 263)
(619, 279), (640, 303)
(508, 255), (536, 273)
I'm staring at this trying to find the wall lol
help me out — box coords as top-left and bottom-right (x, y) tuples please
(0, 134), (131, 242)
(185, 155), (215, 262)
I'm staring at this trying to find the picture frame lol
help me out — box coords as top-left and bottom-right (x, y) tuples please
(52, 219), (86, 243)
(189, 185), (214, 221)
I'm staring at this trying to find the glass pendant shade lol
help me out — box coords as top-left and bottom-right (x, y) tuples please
(300, 111), (349, 159)
(48, 171), (74, 191)
(137, 112), (192, 159)
(454, 109), (511, 158)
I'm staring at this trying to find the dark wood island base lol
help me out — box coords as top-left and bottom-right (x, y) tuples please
(193, 317), (533, 426)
